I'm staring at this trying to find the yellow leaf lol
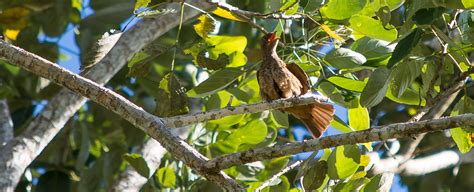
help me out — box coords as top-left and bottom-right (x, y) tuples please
(194, 15), (216, 38)
(321, 24), (344, 42)
(360, 154), (371, 167)
(4, 29), (20, 41)
(213, 7), (245, 22)
(134, 0), (150, 11)
(0, 7), (30, 30)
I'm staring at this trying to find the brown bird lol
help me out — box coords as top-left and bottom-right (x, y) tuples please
(257, 32), (335, 138)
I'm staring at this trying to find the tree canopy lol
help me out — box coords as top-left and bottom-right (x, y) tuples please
(0, 0), (474, 191)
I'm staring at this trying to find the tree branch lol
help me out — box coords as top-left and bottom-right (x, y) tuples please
(0, 2), (244, 191)
(212, 1), (305, 20)
(0, 25), (242, 191)
(162, 94), (329, 128)
(0, 99), (13, 146)
(369, 150), (471, 176)
(111, 127), (190, 191)
(256, 160), (302, 191)
(204, 113), (474, 171)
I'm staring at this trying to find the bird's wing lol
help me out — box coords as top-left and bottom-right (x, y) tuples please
(257, 69), (280, 101)
(286, 63), (310, 93)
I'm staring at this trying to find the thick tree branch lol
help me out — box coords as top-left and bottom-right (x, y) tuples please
(111, 127), (190, 191)
(162, 94), (329, 128)
(205, 113), (474, 171)
(111, 139), (166, 191)
(0, 2), (244, 191)
(212, 1), (305, 20)
(0, 99), (13, 146)
(256, 160), (302, 191)
(369, 149), (474, 176)
(398, 70), (467, 160)
(0, 27), (242, 191)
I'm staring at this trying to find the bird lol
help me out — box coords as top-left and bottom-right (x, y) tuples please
(257, 32), (335, 138)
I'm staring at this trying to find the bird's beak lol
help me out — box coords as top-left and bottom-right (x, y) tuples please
(267, 33), (278, 44)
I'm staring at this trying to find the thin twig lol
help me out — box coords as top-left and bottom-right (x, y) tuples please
(256, 160), (303, 191)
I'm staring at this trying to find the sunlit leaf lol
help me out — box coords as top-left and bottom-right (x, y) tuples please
(280, 0), (299, 15)
(320, 0), (367, 20)
(134, 0), (150, 11)
(348, 100), (370, 131)
(331, 115), (354, 133)
(349, 15), (397, 41)
(194, 15), (216, 38)
(321, 24), (344, 42)
(450, 128), (473, 153)
(213, 7), (245, 22)
(156, 167), (176, 189)
(328, 145), (361, 179)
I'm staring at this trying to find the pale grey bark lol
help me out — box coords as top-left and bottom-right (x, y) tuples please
(205, 114), (474, 171)
(163, 94), (328, 128)
(0, 15), (242, 190)
(0, 99), (13, 146)
(0, 2), (230, 191)
(368, 150), (474, 176)
(111, 127), (190, 192)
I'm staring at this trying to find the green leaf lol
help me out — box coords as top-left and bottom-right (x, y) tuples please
(123, 153), (150, 178)
(207, 91), (245, 126)
(156, 167), (176, 189)
(463, 0), (474, 8)
(331, 115), (355, 133)
(327, 76), (366, 92)
(187, 68), (244, 98)
(233, 119), (268, 145)
(213, 7), (245, 22)
(303, 160), (329, 191)
(361, 173), (394, 192)
(390, 61), (422, 98)
(194, 15), (216, 38)
(450, 128), (473, 154)
(328, 145), (361, 179)
(155, 73), (189, 117)
(320, 0), (367, 20)
(359, 0), (404, 16)
(134, 0), (150, 11)
(328, 76), (424, 106)
(196, 52), (229, 70)
(350, 37), (393, 61)
(360, 67), (391, 107)
(348, 101), (370, 131)
(270, 175), (290, 192)
(205, 35), (247, 55)
(349, 15), (398, 41)
(318, 81), (359, 108)
(387, 28), (423, 68)
(279, 0), (299, 15)
(332, 178), (370, 192)
(270, 110), (289, 128)
(324, 48), (367, 69)
(412, 7), (445, 25)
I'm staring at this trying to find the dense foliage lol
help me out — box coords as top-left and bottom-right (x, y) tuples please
(1, 0), (473, 191)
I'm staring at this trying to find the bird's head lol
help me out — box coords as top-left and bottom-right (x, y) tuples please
(261, 32), (279, 52)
